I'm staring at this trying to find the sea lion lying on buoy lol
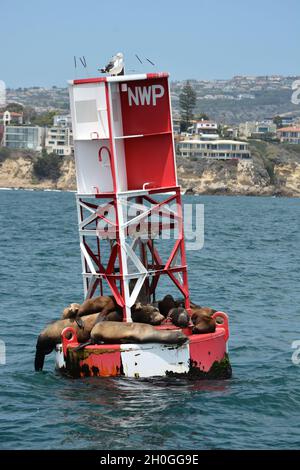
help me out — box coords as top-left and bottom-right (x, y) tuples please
(62, 303), (81, 320)
(63, 298), (164, 325)
(158, 295), (177, 317)
(131, 303), (164, 325)
(158, 295), (199, 317)
(62, 295), (121, 320)
(34, 313), (99, 371)
(96, 310), (123, 322)
(191, 307), (216, 334)
(175, 298), (201, 309)
(167, 307), (190, 328)
(84, 321), (188, 346)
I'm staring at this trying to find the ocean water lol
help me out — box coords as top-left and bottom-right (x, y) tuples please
(0, 190), (299, 450)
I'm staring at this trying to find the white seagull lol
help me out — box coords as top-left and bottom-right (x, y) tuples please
(99, 52), (124, 76)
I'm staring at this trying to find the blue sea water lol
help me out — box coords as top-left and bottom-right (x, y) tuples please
(0, 190), (299, 450)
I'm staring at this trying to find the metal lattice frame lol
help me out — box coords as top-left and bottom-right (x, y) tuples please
(76, 187), (190, 321)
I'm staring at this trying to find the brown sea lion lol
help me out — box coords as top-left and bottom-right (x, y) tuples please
(89, 321), (188, 345)
(158, 295), (177, 317)
(131, 302), (164, 325)
(168, 307), (190, 328)
(96, 310), (123, 322)
(158, 295), (200, 316)
(191, 307), (217, 334)
(129, 279), (150, 304)
(175, 298), (201, 309)
(62, 295), (121, 320)
(34, 313), (99, 371)
(62, 303), (81, 319)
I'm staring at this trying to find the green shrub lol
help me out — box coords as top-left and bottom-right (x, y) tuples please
(263, 159), (275, 184)
(0, 147), (11, 162)
(33, 150), (62, 181)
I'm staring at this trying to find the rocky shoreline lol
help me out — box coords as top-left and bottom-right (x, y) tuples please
(0, 141), (300, 197)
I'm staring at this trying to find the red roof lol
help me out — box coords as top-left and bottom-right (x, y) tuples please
(0, 111), (23, 117)
(277, 127), (300, 132)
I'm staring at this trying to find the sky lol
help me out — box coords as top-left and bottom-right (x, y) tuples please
(1, 0), (300, 88)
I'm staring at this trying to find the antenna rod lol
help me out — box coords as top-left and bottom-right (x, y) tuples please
(135, 54), (143, 64)
(146, 57), (155, 66)
(79, 56), (86, 68)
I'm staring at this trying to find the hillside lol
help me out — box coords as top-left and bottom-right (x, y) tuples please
(0, 142), (300, 197)
(7, 74), (300, 124)
(177, 141), (300, 197)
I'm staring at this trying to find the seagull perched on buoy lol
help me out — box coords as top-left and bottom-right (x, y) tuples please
(99, 52), (124, 76)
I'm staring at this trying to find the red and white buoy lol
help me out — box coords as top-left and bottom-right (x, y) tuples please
(55, 72), (231, 378)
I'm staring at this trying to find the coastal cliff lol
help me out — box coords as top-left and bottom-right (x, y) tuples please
(0, 142), (300, 196)
(177, 141), (300, 197)
(0, 153), (76, 191)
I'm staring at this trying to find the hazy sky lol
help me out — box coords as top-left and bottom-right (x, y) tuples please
(1, 0), (299, 87)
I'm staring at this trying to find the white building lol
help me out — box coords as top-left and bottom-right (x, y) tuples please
(4, 125), (44, 150)
(178, 139), (251, 160)
(239, 120), (276, 139)
(45, 115), (73, 156)
(172, 115), (181, 135)
(53, 114), (72, 127)
(190, 120), (219, 139)
(45, 126), (73, 156)
(277, 127), (300, 144)
(0, 110), (23, 125)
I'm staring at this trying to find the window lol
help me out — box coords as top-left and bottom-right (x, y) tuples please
(218, 144), (231, 150)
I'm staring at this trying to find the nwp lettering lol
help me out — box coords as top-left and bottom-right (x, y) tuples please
(128, 85), (165, 106)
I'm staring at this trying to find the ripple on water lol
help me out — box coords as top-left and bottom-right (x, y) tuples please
(0, 192), (300, 449)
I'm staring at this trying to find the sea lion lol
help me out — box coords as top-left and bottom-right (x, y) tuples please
(175, 298), (201, 309)
(167, 307), (190, 328)
(129, 279), (150, 304)
(62, 303), (81, 319)
(191, 307), (217, 334)
(89, 321), (188, 345)
(96, 310), (123, 322)
(62, 295), (121, 320)
(34, 313), (99, 371)
(158, 295), (177, 317)
(131, 302), (164, 325)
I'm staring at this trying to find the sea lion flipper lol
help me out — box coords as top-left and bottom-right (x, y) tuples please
(34, 335), (54, 371)
(75, 318), (84, 329)
(34, 349), (45, 371)
(73, 340), (93, 352)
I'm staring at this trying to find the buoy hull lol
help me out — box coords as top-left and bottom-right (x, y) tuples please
(55, 312), (231, 379)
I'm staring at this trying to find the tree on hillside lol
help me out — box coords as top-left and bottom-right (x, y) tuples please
(4, 103), (24, 113)
(31, 110), (57, 127)
(273, 115), (283, 129)
(195, 113), (210, 121)
(179, 81), (197, 132)
(0, 147), (11, 162)
(23, 106), (37, 124)
(33, 149), (62, 181)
